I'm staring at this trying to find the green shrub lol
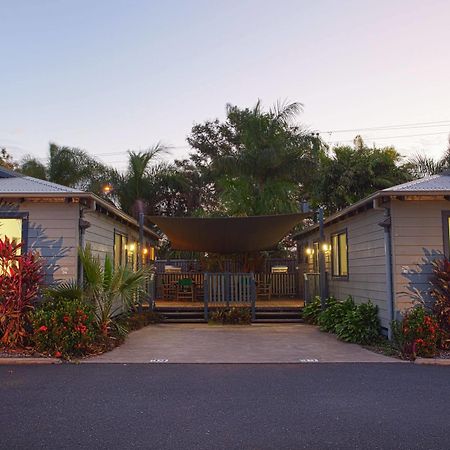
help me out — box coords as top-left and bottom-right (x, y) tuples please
(302, 297), (322, 324)
(209, 307), (252, 324)
(30, 298), (98, 358)
(430, 258), (450, 348)
(317, 297), (354, 332)
(392, 307), (440, 359)
(335, 301), (381, 345)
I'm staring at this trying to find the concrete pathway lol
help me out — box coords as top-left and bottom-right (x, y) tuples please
(83, 324), (399, 363)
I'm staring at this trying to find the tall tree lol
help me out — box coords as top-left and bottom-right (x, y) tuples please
(184, 100), (325, 216)
(109, 146), (163, 217)
(20, 143), (110, 193)
(311, 137), (412, 213)
(407, 136), (450, 177)
(0, 148), (18, 171)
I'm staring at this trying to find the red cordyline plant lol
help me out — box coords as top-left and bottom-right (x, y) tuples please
(430, 258), (450, 348)
(0, 237), (43, 347)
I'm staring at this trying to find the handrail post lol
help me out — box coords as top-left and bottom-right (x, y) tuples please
(251, 273), (256, 322)
(226, 273), (230, 308)
(318, 207), (327, 310)
(204, 273), (209, 322)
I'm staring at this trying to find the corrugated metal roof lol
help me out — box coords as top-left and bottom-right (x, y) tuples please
(0, 176), (83, 194)
(295, 173), (450, 239)
(382, 174), (450, 192)
(0, 172), (159, 240)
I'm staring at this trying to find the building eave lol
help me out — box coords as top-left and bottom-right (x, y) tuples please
(0, 191), (160, 241)
(294, 188), (450, 240)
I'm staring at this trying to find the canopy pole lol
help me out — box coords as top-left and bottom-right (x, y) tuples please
(318, 207), (327, 310)
(138, 212), (144, 313)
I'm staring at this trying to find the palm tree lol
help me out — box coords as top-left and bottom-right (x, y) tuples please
(109, 144), (166, 217)
(211, 100), (325, 215)
(50, 246), (149, 337)
(408, 136), (450, 178)
(20, 143), (111, 193)
(407, 154), (448, 178)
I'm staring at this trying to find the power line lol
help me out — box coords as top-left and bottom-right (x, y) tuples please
(326, 131), (449, 144)
(320, 120), (450, 134)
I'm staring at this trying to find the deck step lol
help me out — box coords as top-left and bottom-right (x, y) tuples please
(155, 305), (304, 324)
(253, 318), (304, 324)
(254, 307), (303, 323)
(162, 318), (207, 324)
(158, 309), (206, 323)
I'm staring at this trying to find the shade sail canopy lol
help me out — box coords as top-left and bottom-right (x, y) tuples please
(147, 213), (311, 253)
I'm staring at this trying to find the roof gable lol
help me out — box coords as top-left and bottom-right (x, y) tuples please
(382, 173), (450, 193)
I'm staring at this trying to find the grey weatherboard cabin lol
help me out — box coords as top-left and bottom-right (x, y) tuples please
(0, 167), (158, 286)
(295, 173), (450, 333)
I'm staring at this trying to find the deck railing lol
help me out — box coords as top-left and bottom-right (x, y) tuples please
(155, 258), (298, 274)
(255, 273), (298, 297)
(203, 273), (256, 321)
(155, 272), (299, 299)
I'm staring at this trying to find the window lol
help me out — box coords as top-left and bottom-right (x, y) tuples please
(313, 241), (319, 272)
(442, 211), (450, 257)
(331, 230), (348, 278)
(0, 213), (28, 252)
(113, 231), (127, 267)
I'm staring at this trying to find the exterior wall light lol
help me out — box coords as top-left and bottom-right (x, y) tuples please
(128, 243), (136, 252)
(102, 184), (113, 194)
(321, 243), (331, 252)
(143, 248), (149, 255)
(305, 247), (314, 256)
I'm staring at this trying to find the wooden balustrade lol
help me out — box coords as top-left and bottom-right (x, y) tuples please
(156, 272), (299, 300)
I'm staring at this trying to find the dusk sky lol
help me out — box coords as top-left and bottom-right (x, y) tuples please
(2, 0), (450, 171)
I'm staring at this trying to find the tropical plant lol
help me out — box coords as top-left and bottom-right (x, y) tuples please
(392, 306), (440, 359)
(430, 258), (450, 347)
(77, 246), (149, 336)
(335, 301), (380, 345)
(317, 297), (355, 333)
(407, 142), (450, 178)
(0, 238), (43, 347)
(30, 298), (97, 357)
(311, 138), (412, 213)
(209, 307), (252, 324)
(20, 143), (111, 194)
(185, 100), (325, 216)
(302, 296), (322, 324)
(109, 145), (165, 217)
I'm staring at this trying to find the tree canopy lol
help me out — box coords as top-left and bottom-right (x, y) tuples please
(3, 100), (448, 226)
(310, 136), (413, 213)
(183, 101), (325, 215)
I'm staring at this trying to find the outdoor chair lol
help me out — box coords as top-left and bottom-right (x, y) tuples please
(256, 280), (272, 301)
(176, 278), (195, 302)
(162, 281), (177, 300)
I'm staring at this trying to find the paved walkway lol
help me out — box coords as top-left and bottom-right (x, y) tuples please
(83, 324), (399, 363)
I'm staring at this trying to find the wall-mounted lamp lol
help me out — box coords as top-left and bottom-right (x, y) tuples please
(142, 247), (149, 255)
(102, 183), (113, 194)
(321, 243), (331, 253)
(128, 243), (136, 252)
(305, 247), (314, 256)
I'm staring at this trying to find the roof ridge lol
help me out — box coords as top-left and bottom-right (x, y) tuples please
(382, 174), (442, 191)
(22, 175), (83, 193)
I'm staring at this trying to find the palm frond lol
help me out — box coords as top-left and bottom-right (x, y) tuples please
(270, 100), (303, 123)
(45, 280), (83, 302)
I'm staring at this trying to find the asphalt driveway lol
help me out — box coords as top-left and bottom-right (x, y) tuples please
(1, 364), (448, 449)
(84, 324), (397, 363)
